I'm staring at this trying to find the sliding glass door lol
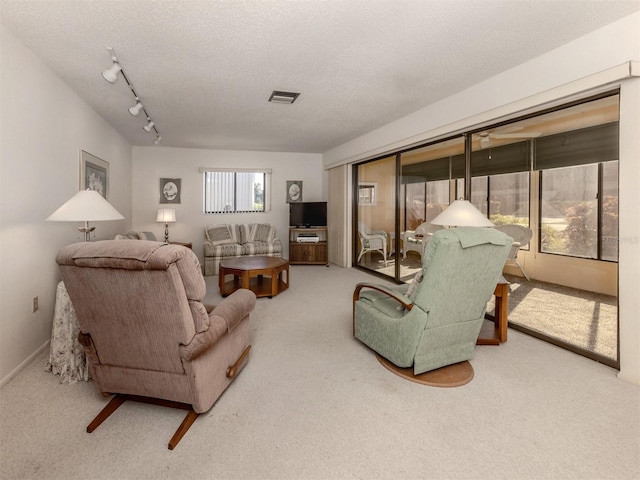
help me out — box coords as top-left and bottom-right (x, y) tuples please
(352, 92), (620, 367)
(354, 155), (396, 276)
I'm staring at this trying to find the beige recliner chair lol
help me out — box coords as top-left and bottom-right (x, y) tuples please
(56, 240), (256, 449)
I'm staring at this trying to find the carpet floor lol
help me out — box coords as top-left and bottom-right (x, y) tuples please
(0, 264), (637, 480)
(493, 274), (617, 361)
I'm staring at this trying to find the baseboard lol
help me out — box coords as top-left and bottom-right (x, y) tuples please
(0, 340), (50, 389)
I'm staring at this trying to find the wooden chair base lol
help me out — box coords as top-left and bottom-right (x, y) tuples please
(376, 354), (474, 387)
(86, 394), (200, 450)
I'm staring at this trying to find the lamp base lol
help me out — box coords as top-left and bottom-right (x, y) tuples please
(78, 225), (96, 242)
(164, 223), (170, 243)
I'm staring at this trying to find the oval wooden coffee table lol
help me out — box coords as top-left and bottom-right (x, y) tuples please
(219, 256), (289, 298)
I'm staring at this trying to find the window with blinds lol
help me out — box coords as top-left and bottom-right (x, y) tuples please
(202, 169), (270, 214)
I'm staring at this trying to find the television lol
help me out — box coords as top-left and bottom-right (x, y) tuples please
(290, 202), (327, 227)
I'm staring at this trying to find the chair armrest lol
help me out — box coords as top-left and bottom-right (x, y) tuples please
(352, 283), (414, 336)
(180, 289), (256, 362)
(211, 289), (256, 332)
(180, 321), (228, 362)
(353, 283), (413, 311)
(366, 233), (387, 241)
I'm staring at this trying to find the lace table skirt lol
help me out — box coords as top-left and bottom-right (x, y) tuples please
(45, 281), (91, 384)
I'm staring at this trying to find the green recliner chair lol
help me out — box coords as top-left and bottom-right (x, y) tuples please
(353, 227), (512, 375)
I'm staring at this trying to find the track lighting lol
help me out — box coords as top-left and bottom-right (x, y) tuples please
(128, 100), (143, 116)
(101, 62), (122, 83)
(101, 47), (161, 143)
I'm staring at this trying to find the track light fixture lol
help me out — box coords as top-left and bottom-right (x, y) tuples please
(101, 47), (161, 143)
(128, 99), (143, 116)
(101, 62), (122, 83)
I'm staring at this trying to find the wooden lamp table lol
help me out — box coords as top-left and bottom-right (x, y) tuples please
(477, 278), (509, 345)
(219, 256), (289, 298)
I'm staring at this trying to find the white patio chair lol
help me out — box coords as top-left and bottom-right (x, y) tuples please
(357, 222), (388, 266)
(493, 224), (533, 280)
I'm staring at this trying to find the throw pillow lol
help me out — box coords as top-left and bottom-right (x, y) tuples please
(206, 224), (233, 246)
(406, 270), (424, 298)
(249, 223), (275, 243)
(396, 270), (423, 311)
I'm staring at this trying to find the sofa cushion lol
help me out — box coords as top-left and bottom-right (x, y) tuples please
(137, 231), (157, 241)
(205, 224), (234, 246)
(249, 223), (276, 242)
(121, 231), (142, 240)
(237, 224), (252, 244)
(204, 242), (244, 258)
(241, 241), (281, 256)
(115, 231), (157, 241)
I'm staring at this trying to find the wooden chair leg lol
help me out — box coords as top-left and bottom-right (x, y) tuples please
(168, 410), (199, 450)
(86, 394), (126, 433)
(86, 393), (200, 450)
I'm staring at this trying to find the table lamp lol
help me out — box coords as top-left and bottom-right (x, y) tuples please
(47, 189), (124, 241)
(430, 200), (494, 227)
(157, 208), (176, 243)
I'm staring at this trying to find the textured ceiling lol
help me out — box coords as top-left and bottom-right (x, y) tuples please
(2, 0), (639, 153)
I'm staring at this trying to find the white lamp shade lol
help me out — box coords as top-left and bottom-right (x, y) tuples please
(47, 189), (124, 222)
(101, 63), (122, 83)
(143, 121), (155, 132)
(430, 200), (494, 227)
(156, 208), (176, 223)
(128, 102), (143, 116)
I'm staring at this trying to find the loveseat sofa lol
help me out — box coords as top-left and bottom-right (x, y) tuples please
(114, 231), (158, 241)
(203, 223), (282, 276)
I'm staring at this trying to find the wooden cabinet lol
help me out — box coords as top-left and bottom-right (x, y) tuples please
(289, 227), (328, 265)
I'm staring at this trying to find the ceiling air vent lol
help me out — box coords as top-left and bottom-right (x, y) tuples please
(268, 91), (300, 104)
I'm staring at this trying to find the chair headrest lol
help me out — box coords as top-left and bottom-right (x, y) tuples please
(56, 240), (195, 271)
(444, 227), (512, 249)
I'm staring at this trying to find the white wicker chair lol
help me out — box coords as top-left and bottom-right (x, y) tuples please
(493, 224), (533, 280)
(401, 222), (439, 259)
(357, 222), (388, 266)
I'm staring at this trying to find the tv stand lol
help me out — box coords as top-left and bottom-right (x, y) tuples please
(289, 227), (328, 265)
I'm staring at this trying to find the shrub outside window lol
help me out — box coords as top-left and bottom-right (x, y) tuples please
(540, 162), (618, 261)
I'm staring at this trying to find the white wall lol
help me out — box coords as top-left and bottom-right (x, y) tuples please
(323, 12), (640, 167)
(617, 75), (640, 385)
(131, 147), (324, 264)
(0, 29), (132, 384)
(323, 12), (640, 384)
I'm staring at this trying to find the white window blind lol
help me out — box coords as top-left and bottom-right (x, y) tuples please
(201, 168), (271, 214)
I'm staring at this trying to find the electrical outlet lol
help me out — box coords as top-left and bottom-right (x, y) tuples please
(32, 296), (38, 313)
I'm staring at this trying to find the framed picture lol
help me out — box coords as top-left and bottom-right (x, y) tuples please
(358, 182), (377, 206)
(80, 150), (109, 199)
(160, 178), (181, 204)
(286, 180), (302, 203)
